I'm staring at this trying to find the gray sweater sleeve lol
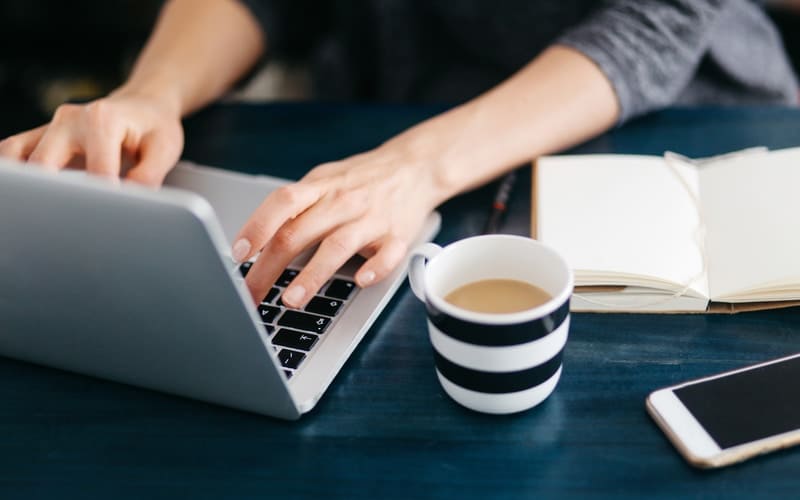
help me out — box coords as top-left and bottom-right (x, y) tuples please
(557, 0), (725, 123)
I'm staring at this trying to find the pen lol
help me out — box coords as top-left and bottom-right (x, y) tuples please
(482, 170), (517, 234)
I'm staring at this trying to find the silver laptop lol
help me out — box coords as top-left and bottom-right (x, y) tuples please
(0, 159), (440, 419)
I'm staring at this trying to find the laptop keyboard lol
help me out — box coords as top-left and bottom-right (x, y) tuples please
(239, 262), (358, 380)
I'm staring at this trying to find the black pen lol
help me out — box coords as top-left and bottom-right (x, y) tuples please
(482, 171), (517, 234)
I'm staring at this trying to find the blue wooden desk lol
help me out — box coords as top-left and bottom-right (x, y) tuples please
(3, 104), (800, 498)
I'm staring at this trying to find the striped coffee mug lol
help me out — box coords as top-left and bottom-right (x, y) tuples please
(408, 235), (573, 414)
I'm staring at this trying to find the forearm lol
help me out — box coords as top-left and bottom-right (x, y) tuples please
(114, 0), (265, 117)
(388, 45), (619, 202)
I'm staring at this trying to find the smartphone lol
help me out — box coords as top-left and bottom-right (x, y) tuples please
(646, 352), (800, 468)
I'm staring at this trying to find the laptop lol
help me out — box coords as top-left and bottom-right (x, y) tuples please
(0, 159), (440, 419)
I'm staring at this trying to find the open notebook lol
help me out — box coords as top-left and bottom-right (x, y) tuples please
(532, 147), (800, 313)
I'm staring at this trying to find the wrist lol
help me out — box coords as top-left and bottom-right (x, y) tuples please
(111, 77), (184, 119)
(375, 133), (456, 210)
(381, 103), (489, 204)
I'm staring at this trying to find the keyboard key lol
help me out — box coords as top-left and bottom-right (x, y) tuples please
(273, 329), (319, 351)
(277, 269), (299, 287)
(325, 279), (356, 300)
(305, 296), (343, 317)
(278, 310), (331, 334)
(239, 261), (253, 277)
(263, 287), (280, 304)
(263, 324), (275, 335)
(278, 349), (306, 369)
(257, 305), (281, 324)
(283, 370), (293, 380)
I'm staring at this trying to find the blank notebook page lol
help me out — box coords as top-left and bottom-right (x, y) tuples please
(536, 155), (708, 297)
(700, 148), (800, 300)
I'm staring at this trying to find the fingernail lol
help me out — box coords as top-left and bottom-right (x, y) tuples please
(359, 270), (376, 286)
(283, 285), (306, 307)
(231, 238), (251, 263)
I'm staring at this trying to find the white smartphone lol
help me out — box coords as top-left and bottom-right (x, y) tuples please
(646, 352), (800, 469)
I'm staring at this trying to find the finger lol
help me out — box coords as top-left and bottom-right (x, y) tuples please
(280, 222), (375, 308)
(245, 190), (369, 304)
(246, 249), (296, 306)
(354, 235), (408, 288)
(231, 182), (325, 263)
(27, 127), (75, 172)
(0, 126), (47, 161)
(125, 132), (182, 187)
(84, 125), (125, 179)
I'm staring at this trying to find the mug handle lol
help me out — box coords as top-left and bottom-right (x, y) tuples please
(408, 243), (442, 301)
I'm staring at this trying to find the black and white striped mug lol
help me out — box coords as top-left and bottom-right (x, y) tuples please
(408, 235), (573, 414)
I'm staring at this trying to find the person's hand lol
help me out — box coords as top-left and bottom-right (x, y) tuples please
(0, 90), (184, 186)
(234, 144), (446, 308)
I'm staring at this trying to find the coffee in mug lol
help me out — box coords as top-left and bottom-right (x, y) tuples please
(408, 235), (573, 414)
(444, 278), (552, 314)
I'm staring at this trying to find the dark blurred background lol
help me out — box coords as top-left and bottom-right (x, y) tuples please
(1, 0), (800, 139)
(0, 1), (162, 137)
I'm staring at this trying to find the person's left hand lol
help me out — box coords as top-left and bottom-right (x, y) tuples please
(233, 144), (445, 308)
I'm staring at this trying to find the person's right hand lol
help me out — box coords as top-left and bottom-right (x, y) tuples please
(0, 91), (184, 186)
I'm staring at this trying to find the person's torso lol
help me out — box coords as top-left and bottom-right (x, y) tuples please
(301, 0), (796, 107)
(312, 0), (594, 102)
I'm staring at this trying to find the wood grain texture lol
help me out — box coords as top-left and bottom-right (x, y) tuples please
(2, 104), (800, 498)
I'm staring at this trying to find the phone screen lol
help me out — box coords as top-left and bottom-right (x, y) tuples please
(674, 356), (800, 449)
